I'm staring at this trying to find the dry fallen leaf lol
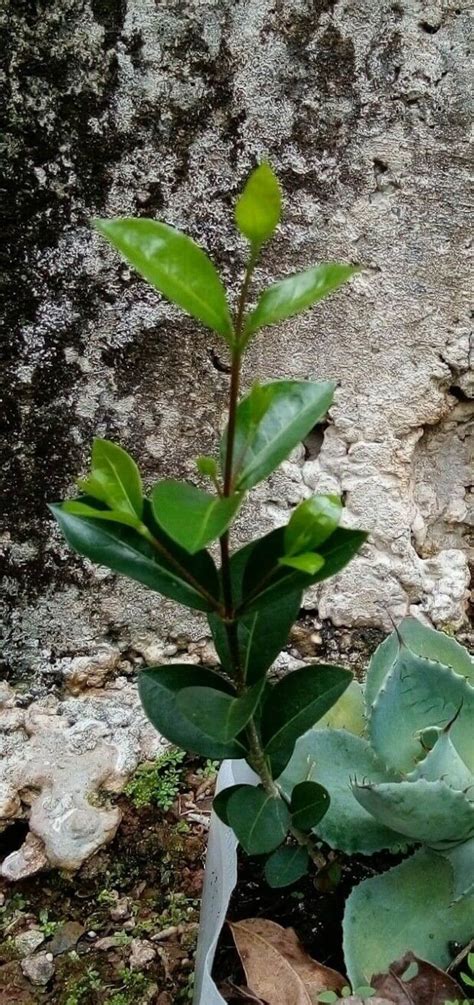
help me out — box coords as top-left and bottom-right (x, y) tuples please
(229, 918), (345, 1005)
(372, 951), (465, 1004)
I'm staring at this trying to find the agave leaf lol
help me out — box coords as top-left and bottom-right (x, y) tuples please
(352, 777), (474, 847)
(279, 729), (406, 855)
(408, 730), (474, 792)
(315, 680), (366, 736)
(369, 648), (474, 774)
(441, 838), (474, 901)
(343, 849), (474, 987)
(365, 617), (474, 708)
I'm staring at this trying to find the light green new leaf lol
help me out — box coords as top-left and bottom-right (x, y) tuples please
(352, 777), (474, 846)
(284, 495), (342, 556)
(261, 665), (352, 759)
(279, 729), (406, 855)
(264, 845), (309, 888)
(223, 379), (335, 492)
(138, 665), (246, 759)
(93, 218), (234, 341)
(246, 263), (359, 335)
(279, 552), (325, 575)
(226, 786), (290, 855)
(235, 162), (282, 247)
(290, 781), (330, 831)
(78, 438), (143, 520)
(151, 480), (242, 554)
(177, 678), (265, 743)
(62, 500), (144, 532)
(343, 849), (474, 987)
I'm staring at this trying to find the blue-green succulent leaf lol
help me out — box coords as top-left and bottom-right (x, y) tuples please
(352, 777), (474, 847)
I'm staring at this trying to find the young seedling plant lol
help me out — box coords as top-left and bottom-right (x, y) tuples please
(51, 163), (365, 886)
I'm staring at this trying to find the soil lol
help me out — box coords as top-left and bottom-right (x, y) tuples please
(0, 757), (213, 1004)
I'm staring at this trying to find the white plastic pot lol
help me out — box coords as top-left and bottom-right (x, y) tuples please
(193, 759), (257, 1004)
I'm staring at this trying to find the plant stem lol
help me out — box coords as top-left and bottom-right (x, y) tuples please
(143, 527), (224, 615)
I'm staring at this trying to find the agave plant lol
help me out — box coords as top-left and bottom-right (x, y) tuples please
(280, 618), (474, 987)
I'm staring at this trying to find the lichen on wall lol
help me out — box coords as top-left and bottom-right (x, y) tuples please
(2, 0), (472, 675)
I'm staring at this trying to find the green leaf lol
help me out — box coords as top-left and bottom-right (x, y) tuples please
(78, 438), (143, 519)
(138, 665), (246, 759)
(262, 665), (352, 759)
(284, 495), (342, 556)
(93, 218), (233, 341)
(264, 845), (309, 888)
(279, 552), (325, 575)
(235, 162), (282, 247)
(213, 785), (247, 826)
(62, 499), (144, 532)
(222, 380), (335, 492)
(343, 849), (474, 987)
(353, 777), (474, 847)
(209, 591), (302, 685)
(50, 502), (219, 612)
(279, 729), (406, 854)
(151, 480), (242, 554)
(177, 678), (265, 742)
(408, 730), (474, 792)
(290, 781), (330, 831)
(239, 526), (367, 614)
(246, 263), (359, 335)
(226, 786), (290, 855)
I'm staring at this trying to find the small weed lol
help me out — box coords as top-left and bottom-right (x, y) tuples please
(64, 967), (103, 1005)
(158, 892), (199, 928)
(109, 967), (150, 1004)
(97, 888), (117, 906)
(177, 971), (195, 1001)
(124, 748), (186, 811)
(39, 908), (60, 937)
(196, 758), (219, 780)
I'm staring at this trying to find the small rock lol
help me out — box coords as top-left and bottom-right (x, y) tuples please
(1, 833), (48, 881)
(109, 896), (130, 922)
(48, 921), (85, 956)
(95, 935), (124, 951)
(14, 929), (45, 957)
(0, 892), (5, 907)
(129, 938), (156, 971)
(123, 919), (135, 932)
(21, 953), (55, 986)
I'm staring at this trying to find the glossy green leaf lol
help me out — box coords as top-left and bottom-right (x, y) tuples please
(209, 590), (302, 684)
(264, 845), (309, 888)
(290, 781), (330, 831)
(284, 495), (342, 556)
(62, 499), (144, 532)
(138, 665), (246, 759)
(50, 503), (219, 612)
(262, 665), (352, 758)
(213, 785), (248, 826)
(279, 552), (325, 575)
(365, 616), (474, 709)
(343, 849), (474, 987)
(235, 162), (281, 247)
(238, 526), (367, 615)
(93, 218), (233, 340)
(222, 380), (335, 492)
(226, 786), (290, 855)
(353, 778), (474, 847)
(151, 480), (242, 554)
(246, 263), (359, 335)
(78, 438), (143, 520)
(279, 730), (406, 854)
(177, 678), (265, 742)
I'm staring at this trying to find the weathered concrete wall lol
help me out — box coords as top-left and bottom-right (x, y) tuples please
(1, 0), (473, 875)
(2, 0), (472, 675)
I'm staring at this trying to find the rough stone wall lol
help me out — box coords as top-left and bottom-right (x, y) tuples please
(3, 0), (473, 684)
